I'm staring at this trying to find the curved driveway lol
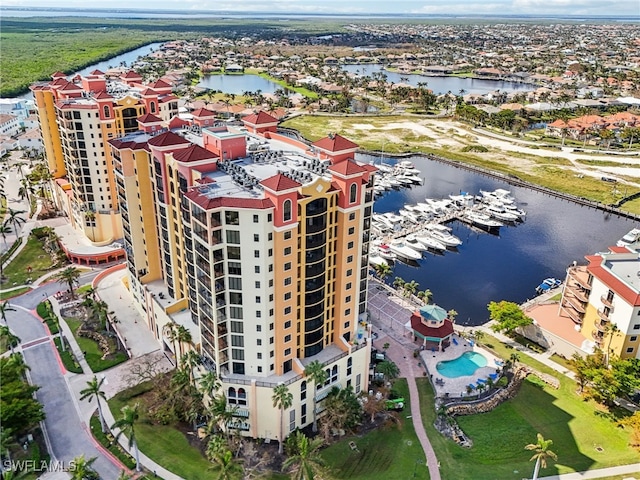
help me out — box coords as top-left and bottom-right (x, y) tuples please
(4, 280), (122, 479)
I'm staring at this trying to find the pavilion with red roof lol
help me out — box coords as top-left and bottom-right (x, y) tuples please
(242, 111), (279, 134)
(311, 133), (359, 164)
(409, 304), (454, 350)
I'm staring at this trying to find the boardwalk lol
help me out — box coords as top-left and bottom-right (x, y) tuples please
(368, 279), (442, 480)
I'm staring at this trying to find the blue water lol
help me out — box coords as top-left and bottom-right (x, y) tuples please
(360, 153), (636, 326)
(436, 351), (488, 378)
(197, 74), (282, 95)
(341, 64), (533, 95)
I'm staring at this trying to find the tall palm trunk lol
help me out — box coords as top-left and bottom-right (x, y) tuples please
(532, 457), (541, 480)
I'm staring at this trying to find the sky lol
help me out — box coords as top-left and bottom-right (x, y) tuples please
(3, 0), (640, 16)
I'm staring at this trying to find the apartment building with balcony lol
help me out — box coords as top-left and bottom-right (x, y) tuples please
(109, 121), (375, 441)
(559, 245), (640, 359)
(31, 70), (179, 246)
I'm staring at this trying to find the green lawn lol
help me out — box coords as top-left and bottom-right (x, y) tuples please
(64, 317), (127, 372)
(321, 379), (427, 479)
(37, 300), (59, 334)
(108, 383), (217, 480)
(416, 372), (638, 480)
(2, 235), (56, 287)
(53, 337), (83, 374)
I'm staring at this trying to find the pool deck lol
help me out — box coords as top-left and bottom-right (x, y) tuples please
(419, 336), (502, 398)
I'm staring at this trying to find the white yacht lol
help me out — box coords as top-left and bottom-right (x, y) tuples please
(404, 234), (429, 252)
(482, 204), (520, 223)
(617, 227), (640, 247)
(464, 211), (504, 230)
(388, 241), (423, 261)
(480, 189), (514, 205)
(399, 209), (421, 224)
(376, 244), (398, 261)
(503, 203), (527, 220)
(412, 232), (447, 251)
(424, 225), (462, 247)
(369, 252), (387, 267)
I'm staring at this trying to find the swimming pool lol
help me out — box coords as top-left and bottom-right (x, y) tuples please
(436, 351), (488, 378)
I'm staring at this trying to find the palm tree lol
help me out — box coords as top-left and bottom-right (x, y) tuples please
(181, 350), (202, 384)
(403, 280), (419, 305)
(207, 393), (235, 441)
(392, 276), (405, 291)
(525, 433), (557, 480)
(376, 360), (400, 382)
(448, 309), (458, 322)
(0, 325), (20, 354)
(372, 262), (392, 282)
(210, 448), (243, 480)
(283, 431), (325, 480)
(0, 222), (12, 250)
(304, 360), (328, 433)
(0, 300), (16, 324)
(80, 376), (107, 433)
(170, 324), (193, 364)
(69, 455), (99, 480)
(112, 403), (141, 472)
(199, 371), (220, 398)
(416, 289), (433, 304)
(84, 211), (96, 241)
(5, 209), (26, 237)
(272, 384), (293, 454)
(604, 322), (621, 367)
(55, 266), (81, 298)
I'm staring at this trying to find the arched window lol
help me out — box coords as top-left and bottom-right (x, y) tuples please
(347, 357), (353, 376)
(300, 381), (307, 400)
(331, 365), (338, 383)
(349, 183), (357, 203)
(103, 105), (110, 118)
(150, 101), (157, 113)
(228, 387), (237, 403)
(283, 199), (292, 222)
(237, 388), (247, 406)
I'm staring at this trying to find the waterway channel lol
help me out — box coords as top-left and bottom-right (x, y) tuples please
(358, 152), (637, 326)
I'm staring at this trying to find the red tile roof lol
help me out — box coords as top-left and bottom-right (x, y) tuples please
(140, 88), (158, 96)
(184, 190), (274, 210)
(587, 254), (640, 306)
(138, 113), (163, 124)
(148, 131), (190, 147)
(167, 116), (190, 129)
(90, 69), (105, 76)
(410, 313), (454, 339)
(122, 71), (142, 79)
(312, 133), (359, 152)
(51, 71), (66, 78)
(93, 91), (113, 100)
(109, 137), (151, 152)
(58, 82), (82, 91)
(260, 173), (301, 192)
(148, 79), (171, 88)
(243, 111), (278, 125)
(192, 108), (216, 118)
(328, 159), (366, 176)
(173, 144), (217, 163)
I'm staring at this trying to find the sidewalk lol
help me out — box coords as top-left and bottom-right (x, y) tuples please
(46, 294), (183, 480)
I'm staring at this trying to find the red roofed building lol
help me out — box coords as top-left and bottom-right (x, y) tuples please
(191, 108), (217, 128)
(311, 133), (359, 164)
(242, 111), (278, 134)
(409, 305), (454, 349)
(556, 243), (640, 359)
(202, 126), (246, 161)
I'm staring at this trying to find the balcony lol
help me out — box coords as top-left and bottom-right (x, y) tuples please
(563, 296), (585, 314)
(565, 284), (589, 303)
(567, 267), (591, 291)
(597, 308), (613, 321)
(600, 295), (614, 308)
(560, 304), (583, 324)
(591, 331), (604, 346)
(594, 321), (608, 333)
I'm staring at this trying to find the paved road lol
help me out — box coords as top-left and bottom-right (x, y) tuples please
(4, 290), (122, 479)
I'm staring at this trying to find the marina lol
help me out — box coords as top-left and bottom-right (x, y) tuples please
(359, 152), (637, 326)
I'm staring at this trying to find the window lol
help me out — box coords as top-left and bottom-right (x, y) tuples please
(228, 387), (247, 405)
(284, 231), (292, 240)
(289, 409), (295, 432)
(631, 336), (638, 342)
(347, 241), (354, 249)
(284, 320), (291, 329)
(256, 296), (261, 303)
(268, 248), (273, 257)
(268, 232), (273, 241)
(256, 311), (262, 318)
(344, 321), (350, 329)
(284, 334), (291, 343)
(230, 321), (243, 333)
(256, 325), (262, 332)
(254, 234), (259, 242)
(300, 381), (307, 400)
(349, 212), (356, 221)
(355, 374), (361, 394)
(270, 364), (274, 371)
(284, 348), (291, 356)
(255, 281), (261, 288)
(284, 306), (291, 315)
(255, 266), (260, 274)
(270, 337), (274, 344)
(103, 105), (110, 118)
(253, 214), (259, 223)
(331, 365), (338, 383)
(284, 277), (292, 286)
(345, 308), (351, 315)
(231, 335), (244, 347)
(229, 292), (243, 304)
(284, 262), (292, 271)
(257, 352), (262, 359)
(347, 357), (352, 376)
(257, 339), (262, 346)
(346, 295), (351, 303)
(634, 324), (640, 330)
(347, 255), (353, 263)
(254, 250), (260, 258)
(225, 211), (239, 225)
(268, 213), (273, 222)
(229, 277), (242, 290)
(283, 199), (292, 222)
(270, 323), (274, 331)
(301, 404), (307, 424)
(627, 347), (634, 353)
(284, 247), (292, 255)
(348, 227), (355, 235)
(346, 282), (352, 290)
(230, 307), (243, 319)
(347, 269), (353, 276)
(257, 366), (262, 372)
(284, 292), (292, 300)
(349, 183), (357, 203)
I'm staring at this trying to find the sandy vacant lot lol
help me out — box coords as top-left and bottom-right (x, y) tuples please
(335, 117), (640, 185)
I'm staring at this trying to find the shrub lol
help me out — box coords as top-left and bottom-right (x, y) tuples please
(461, 145), (489, 153)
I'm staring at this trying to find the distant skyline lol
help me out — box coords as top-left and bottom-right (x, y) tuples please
(3, 0), (640, 17)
